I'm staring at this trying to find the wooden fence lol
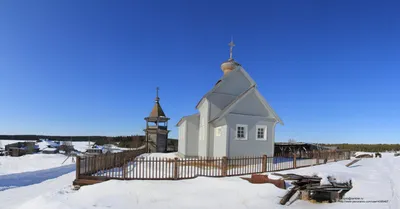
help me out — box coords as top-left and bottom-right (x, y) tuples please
(75, 150), (351, 184)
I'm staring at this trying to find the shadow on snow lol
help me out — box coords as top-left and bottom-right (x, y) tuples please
(0, 164), (75, 192)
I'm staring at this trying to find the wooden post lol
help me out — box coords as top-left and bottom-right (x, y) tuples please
(123, 158), (127, 179)
(334, 151), (337, 162)
(173, 157), (179, 180)
(262, 155), (267, 173)
(222, 157), (228, 176)
(76, 156), (81, 180)
(293, 154), (297, 169)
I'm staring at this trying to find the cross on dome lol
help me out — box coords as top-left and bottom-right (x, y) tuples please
(228, 37), (235, 60)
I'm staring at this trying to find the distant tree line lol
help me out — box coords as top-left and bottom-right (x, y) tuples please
(320, 143), (400, 152)
(0, 135), (177, 149)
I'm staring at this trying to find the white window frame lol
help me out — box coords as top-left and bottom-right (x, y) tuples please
(256, 125), (267, 141)
(215, 127), (222, 137)
(235, 124), (248, 140)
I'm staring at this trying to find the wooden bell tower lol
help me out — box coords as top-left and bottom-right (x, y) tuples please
(144, 87), (170, 153)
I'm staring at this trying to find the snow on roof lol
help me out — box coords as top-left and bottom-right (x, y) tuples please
(43, 147), (58, 152)
(37, 140), (60, 150)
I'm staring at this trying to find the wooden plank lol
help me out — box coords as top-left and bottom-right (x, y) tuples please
(76, 156), (81, 179)
(345, 159), (361, 167)
(73, 178), (108, 186)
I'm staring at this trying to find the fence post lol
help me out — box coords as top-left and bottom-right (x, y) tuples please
(173, 157), (179, 180)
(293, 154), (297, 169)
(334, 151), (337, 162)
(318, 151), (321, 165)
(222, 157), (228, 176)
(76, 156), (81, 180)
(262, 155), (267, 173)
(123, 158), (127, 179)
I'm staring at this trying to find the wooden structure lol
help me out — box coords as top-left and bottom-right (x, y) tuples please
(144, 87), (170, 153)
(74, 149), (351, 186)
(274, 142), (329, 158)
(59, 141), (75, 154)
(166, 139), (178, 152)
(85, 148), (103, 155)
(5, 142), (38, 157)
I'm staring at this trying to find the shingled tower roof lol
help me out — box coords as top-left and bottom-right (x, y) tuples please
(146, 87), (169, 122)
(149, 98), (166, 117)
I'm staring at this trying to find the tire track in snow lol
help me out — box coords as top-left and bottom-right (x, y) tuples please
(379, 157), (399, 209)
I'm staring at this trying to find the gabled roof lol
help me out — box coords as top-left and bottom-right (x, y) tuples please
(195, 65), (256, 109)
(209, 85), (284, 125)
(253, 88), (284, 125)
(209, 85), (255, 123)
(176, 113), (199, 127)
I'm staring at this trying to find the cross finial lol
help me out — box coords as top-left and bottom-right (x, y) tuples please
(228, 37), (235, 60)
(155, 87), (160, 102)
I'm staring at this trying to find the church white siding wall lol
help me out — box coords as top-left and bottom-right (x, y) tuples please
(186, 116), (199, 157)
(209, 101), (222, 123)
(178, 121), (187, 156)
(198, 99), (209, 157)
(226, 113), (276, 157)
(213, 125), (228, 157)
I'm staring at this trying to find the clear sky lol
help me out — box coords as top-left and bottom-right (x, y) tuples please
(1, 1), (399, 143)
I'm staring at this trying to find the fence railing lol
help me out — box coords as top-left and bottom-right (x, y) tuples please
(76, 150), (351, 181)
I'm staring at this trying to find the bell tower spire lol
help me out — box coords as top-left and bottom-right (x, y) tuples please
(155, 87), (160, 102)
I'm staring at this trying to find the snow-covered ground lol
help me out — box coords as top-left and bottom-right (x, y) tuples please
(0, 153), (398, 209)
(0, 154), (74, 175)
(73, 141), (95, 152)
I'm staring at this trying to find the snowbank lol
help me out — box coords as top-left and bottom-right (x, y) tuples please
(0, 153), (74, 175)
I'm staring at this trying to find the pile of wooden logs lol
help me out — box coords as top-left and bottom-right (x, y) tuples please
(273, 173), (352, 205)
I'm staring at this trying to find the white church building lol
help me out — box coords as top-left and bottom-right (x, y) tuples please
(177, 41), (283, 158)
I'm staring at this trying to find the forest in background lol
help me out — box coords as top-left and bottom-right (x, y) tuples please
(320, 143), (400, 152)
(0, 135), (176, 148)
(1, 135), (399, 152)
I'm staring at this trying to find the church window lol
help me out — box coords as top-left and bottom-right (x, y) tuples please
(215, 127), (222, 136)
(256, 125), (267, 140)
(235, 124), (248, 140)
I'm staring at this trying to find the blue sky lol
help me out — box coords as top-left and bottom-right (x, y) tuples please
(1, 1), (399, 143)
